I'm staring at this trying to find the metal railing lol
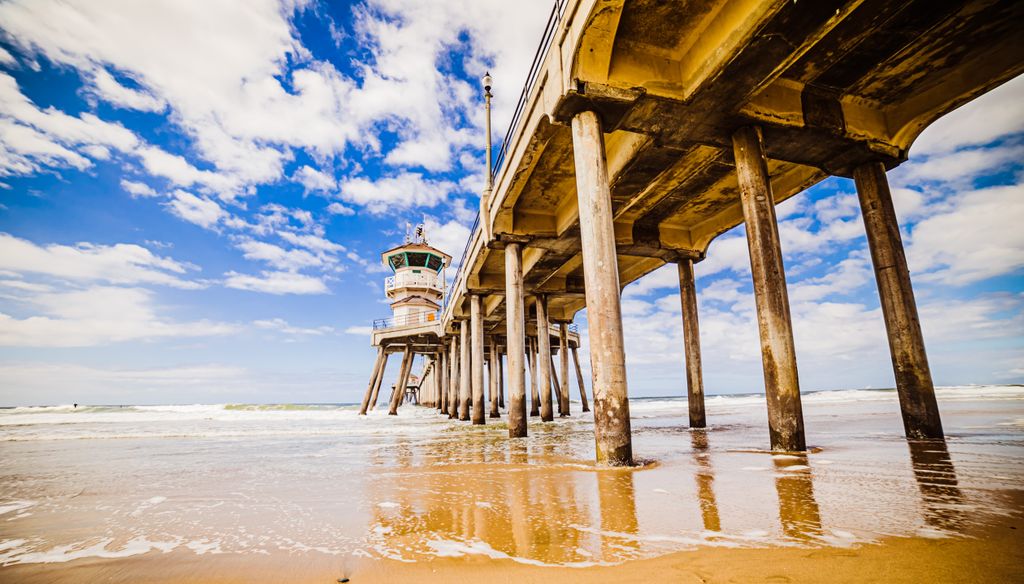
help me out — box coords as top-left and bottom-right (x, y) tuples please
(372, 311), (441, 330)
(385, 272), (443, 292)
(450, 0), (570, 301)
(490, 0), (570, 178)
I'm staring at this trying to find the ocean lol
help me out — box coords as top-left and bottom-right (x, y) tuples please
(1, 385), (1022, 575)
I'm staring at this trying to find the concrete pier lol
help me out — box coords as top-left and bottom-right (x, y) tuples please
(528, 337), (540, 417)
(470, 294), (486, 425)
(536, 295), (554, 422)
(559, 323), (570, 417)
(571, 346), (590, 413)
(388, 345), (413, 415)
(571, 109), (632, 466)
(489, 336), (500, 418)
(459, 320), (471, 421)
(678, 259), (706, 428)
(733, 126), (805, 452)
(505, 241), (527, 437)
(448, 336), (458, 419)
(359, 346), (385, 415)
(854, 162), (943, 439)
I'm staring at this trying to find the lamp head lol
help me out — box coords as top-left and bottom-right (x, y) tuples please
(482, 72), (492, 93)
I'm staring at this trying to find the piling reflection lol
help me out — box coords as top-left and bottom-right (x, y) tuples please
(596, 467), (640, 559)
(690, 430), (721, 532)
(907, 439), (964, 532)
(772, 454), (822, 540)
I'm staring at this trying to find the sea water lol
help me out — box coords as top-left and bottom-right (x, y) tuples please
(0, 385), (1022, 568)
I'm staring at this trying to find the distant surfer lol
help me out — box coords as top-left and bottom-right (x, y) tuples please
(73, 403), (77, 409)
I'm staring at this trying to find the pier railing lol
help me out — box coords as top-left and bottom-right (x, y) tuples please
(372, 311), (440, 330)
(450, 0), (570, 302)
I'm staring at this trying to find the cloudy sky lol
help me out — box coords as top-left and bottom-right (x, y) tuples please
(0, 0), (1021, 406)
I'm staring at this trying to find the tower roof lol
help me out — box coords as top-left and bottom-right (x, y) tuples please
(381, 242), (452, 272)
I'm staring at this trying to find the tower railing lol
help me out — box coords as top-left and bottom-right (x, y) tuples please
(372, 311), (441, 330)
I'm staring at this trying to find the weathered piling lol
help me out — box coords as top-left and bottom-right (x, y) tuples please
(470, 294), (486, 425)
(854, 162), (944, 439)
(571, 109), (633, 465)
(360, 346), (385, 415)
(528, 337), (540, 417)
(536, 295), (554, 422)
(459, 320), (471, 421)
(388, 345), (413, 415)
(558, 323), (570, 417)
(448, 336), (458, 419)
(489, 336), (500, 418)
(732, 125), (805, 452)
(570, 346), (590, 412)
(505, 241), (528, 437)
(677, 259), (706, 428)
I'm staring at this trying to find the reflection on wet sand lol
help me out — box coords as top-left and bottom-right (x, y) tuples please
(772, 454), (822, 540)
(690, 430), (721, 532)
(907, 439), (965, 532)
(597, 468), (640, 559)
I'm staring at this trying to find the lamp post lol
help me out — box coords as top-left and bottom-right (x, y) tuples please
(483, 72), (493, 190)
(481, 72), (493, 240)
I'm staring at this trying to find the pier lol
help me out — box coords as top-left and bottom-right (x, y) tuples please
(360, 0), (1023, 464)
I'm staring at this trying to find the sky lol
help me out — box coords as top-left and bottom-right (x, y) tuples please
(0, 0), (1021, 407)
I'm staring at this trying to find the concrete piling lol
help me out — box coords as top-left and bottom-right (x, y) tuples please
(559, 323), (570, 417)
(678, 259), (706, 428)
(732, 125), (805, 452)
(536, 295), (554, 422)
(571, 109), (633, 465)
(388, 345), (413, 415)
(489, 336), (500, 418)
(360, 346), (385, 415)
(854, 161), (943, 439)
(459, 320), (471, 421)
(471, 295), (486, 425)
(570, 346), (590, 413)
(505, 241), (528, 438)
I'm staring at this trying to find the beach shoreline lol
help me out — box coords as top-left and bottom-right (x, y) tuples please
(3, 489), (1020, 584)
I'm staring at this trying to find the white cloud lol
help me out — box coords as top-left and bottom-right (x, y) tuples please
(165, 190), (227, 229)
(326, 202), (355, 216)
(344, 325), (373, 335)
(253, 317), (335, 336)
(277, 232), (345, 255)
(89, 68), (166, 113)
(422, 215), (470, 262)
(907, 183), (1024, 285)
(236, 239), (324, 271)
(120, 179), (157, 198)
(0, 47), (15, 65)
(293, 164), (336, 193)
(0, 286), (235, 347)
(0, 233), (200, 289)
(224, 270), (329, 295)
(340, 172), (454, 213)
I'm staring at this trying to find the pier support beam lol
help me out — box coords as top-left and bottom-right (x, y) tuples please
(359, 346), (385, 415)
(678, 259), (706, 428)
(559, 323), (571, 417)
(732, 126), (805, 452)
(388, 345), (413, 415)
(438, 350), (448, 415)
(367, 349), (389, 412)
(571, 346), (590, 412)
(448, 336), (458, 419)
(854, 161), (943, 439)
(505, 241), (528, 438)
(471, 294), (486, 425)
(489, 336), (500, 418)
(571, 109), (633, 465)
(459, 320), (471, 421)
(528, 337), (540, 417)
(498, 348), (505, 410)
(536, 295), (554, 422)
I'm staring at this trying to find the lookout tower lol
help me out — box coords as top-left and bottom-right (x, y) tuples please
(381, 224), (451, 327)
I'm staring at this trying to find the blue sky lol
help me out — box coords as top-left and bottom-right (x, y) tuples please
(0, 0), (1021, 406)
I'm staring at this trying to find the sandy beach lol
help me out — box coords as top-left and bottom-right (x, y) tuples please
(2, 386), (1022, 582)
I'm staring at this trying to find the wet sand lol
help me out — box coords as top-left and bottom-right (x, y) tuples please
(1, 387), (1022, 582)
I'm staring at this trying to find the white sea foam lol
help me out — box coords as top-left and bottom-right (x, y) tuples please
(0, 501), (35, 516)
(0, 536), (180, 566)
